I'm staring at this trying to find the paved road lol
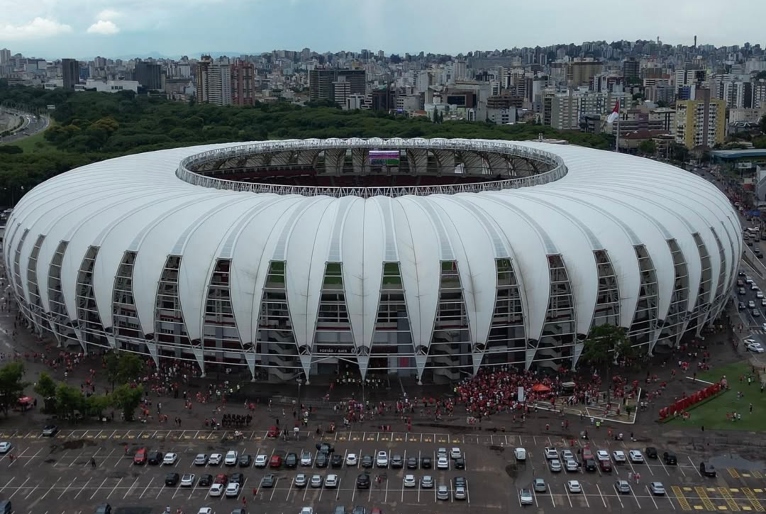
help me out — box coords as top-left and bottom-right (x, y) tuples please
(0, 108), (49, 144)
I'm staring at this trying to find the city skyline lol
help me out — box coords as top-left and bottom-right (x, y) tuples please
(1, 0), (765, 59)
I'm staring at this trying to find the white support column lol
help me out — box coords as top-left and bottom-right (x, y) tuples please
(145, 341), (159, 368)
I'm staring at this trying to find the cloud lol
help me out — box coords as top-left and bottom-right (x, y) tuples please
(87, 20), (120, 35)
(96, 9), (124, 21)
(0, 17), (72, 40)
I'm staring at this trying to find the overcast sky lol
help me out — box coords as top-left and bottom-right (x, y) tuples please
(1, 0), (764, 59)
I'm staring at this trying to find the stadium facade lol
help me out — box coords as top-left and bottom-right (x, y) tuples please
(3, 138), (741, 383)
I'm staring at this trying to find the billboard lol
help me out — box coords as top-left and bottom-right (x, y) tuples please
(369, 150), (400, 166)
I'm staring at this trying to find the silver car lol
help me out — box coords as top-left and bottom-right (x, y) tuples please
(533, 478), (546, 493)
(294, 474), (308, 488)
(549, 459), (562, 473)
(421, 475), (434, 489)
(519, 488), (534, 505)
(650, 482), (666, 495)
(437, 485), (449, 500)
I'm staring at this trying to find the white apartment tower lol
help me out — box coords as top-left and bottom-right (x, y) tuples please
(0, 48), (10, 65)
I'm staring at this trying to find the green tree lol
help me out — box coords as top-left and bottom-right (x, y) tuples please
(760, 114), (766, 135)
(111, 384), (143, 422)
(0, 362), (28, 416)
(580, 325), (634, 401)
(86, 394), (112, 419)
(116, 353), (143, 385)
(638, 139), (656, 155)
(34, 371), (57, 413)
(55, 383), (85, 420)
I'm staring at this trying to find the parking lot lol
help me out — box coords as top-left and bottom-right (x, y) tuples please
(0, 428), (764, 513)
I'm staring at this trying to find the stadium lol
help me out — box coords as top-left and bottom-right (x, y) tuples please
(4, 138), (741, 384)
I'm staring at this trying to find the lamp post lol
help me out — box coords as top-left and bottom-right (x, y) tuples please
(296, 377), (303, 404)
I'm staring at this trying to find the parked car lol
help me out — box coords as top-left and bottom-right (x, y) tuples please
(567, 480), (582, 493)
(294, 474), (308, 488)
(224, 450), (238, 466)
(421, 456), (432, 469)
(133, 447), (147, 465)
(549, 459), (562, 473)
(519, 489), (535, 505)
(584, 458), (597, 472)
(254, 454), (269, 468)
(403, 475), (416, 488)
(300, 450), (313, 466)
(163, 452), (178, 465)
(148, 451), (163, 465)
(346, 454), (358, 466)
(238, 454), (252, 467)
(390, 454), (403, 469)
(270, 455), (283, 468)
(421, 475), (434, 488)
(406, 456), (418, 469)
(514, 448), (527, 461)
(612, 450), (626, 463)
(663, 452), (677, 465)
(356, 473), (370, 489)
(198, 474), (213, 487)
(315, 453), (328, 468)
(331, 454), (344, 468)
(628, 450), (644, 463)
(645, 447), (658, 459)
(325, 474), (339, 488)
(193, 453), (208, 466)
(700, 462), (717, 477)
(42, 425), (59, 437)
(650, 482), (666, 495)
(615, 480), (631, 494)
(533, 478), (546, 493)
(180, 474), (195, 487)
(599, 459), (613, 472)
(260, 474), (276, 488)
(165, 473), (180, 487)
(208, 453), (222, 466)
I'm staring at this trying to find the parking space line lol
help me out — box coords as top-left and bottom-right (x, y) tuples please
(753, 470), (763, 479)
(0, 477), (14, 494)
(645, 486), (659, 509)
(139, 477), (154, 499)
(695, 486), (716, 511)
(688, 457), (702, 477)
(563, 484), (572, 507)
(730, 468), (742, 479)
(107, 478), (123, 499)
(8, 477), (29, 499)
(69, 450), (84, 468)
(631, 486), (642, 508)
(74, 478), (91, 499)
(659, 457), (671, 476)
(672, 485), (692, 511)
(742, 488), (766, 512)
(40, 477), (61, 500)
(720, 487), (741, 511)
(90, 478), (108, 500)
(595, 484), (607, 507)
(125, 477), (141, 499)
(58, 477), (77, 499)
(24, 483), (40, 500)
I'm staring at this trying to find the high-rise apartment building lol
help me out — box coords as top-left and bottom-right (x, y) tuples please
(566, 59), (604, 87)
(622, 58), (639, 82)
(134, 61), (163, 90)
(309, 69), (365, 103)
(61, 58), (80, 90)
(231, 60), (255, 106)
(0, 49), (10, 65)
(196, 56), (232, 106)
(674, 89), (726, 149)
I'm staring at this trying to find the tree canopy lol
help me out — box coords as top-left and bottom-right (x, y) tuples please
(0, 81), (613, 206)
(0, 361), (29, 416)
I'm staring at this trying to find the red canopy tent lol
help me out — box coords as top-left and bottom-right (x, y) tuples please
(531, 384), (551, 393)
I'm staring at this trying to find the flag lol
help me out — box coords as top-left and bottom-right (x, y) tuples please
(606, 100), (620, 124)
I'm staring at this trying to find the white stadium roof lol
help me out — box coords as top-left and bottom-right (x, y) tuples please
(4, 139), (741, 378)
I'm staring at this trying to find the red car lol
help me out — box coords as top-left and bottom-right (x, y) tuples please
(133, 447), (147, 465)
(267, 426), (279, 438)
(269, 455), (283, 469)
(599, 459), (612, 472)
(214, 473), (228, 485)
(582, 447), (594, 462)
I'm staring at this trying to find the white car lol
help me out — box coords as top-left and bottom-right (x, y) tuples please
(544, 447), (558, 460)
(225, 482), (240, 497)
(564, 459), (579, 472)
(746, 340), (765, 353)
(254, 454), (269, 468)
(758, 291), (764, 299)
(612, 450), (626, 463)
(404, 474), (417, 488)
(650, 482), (666, 495)
(628, 450), (644, 463)
(750, 300), (757, 309)
(596, 450), (610, 462)
(376, 450), (389, 468)
(437, 455), (449, 469)
(514, 448), (527, 461)
(197, 508), (213, 514)
(325, 474), (338, 488)
(0, 442), (12, 454)
(224, 450), (238, 466)
(208, 453), (222, 466)
(209, 483), (224, 497)
(567, 480), (582, 493)
(163, 452), (178, 465)
(450, 447), (462, 459)
(300, 508), (313, 514)
(519, 488), (534, 505)
(762, 322), (766, 331)
(437, 447), (448, 458)
(346, 453), (358, 466)
(180, 474), (195, 487)
(310, 475), (323, 488)
(561, 449), (575, 461)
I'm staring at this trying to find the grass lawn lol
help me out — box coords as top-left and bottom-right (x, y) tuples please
(668, 361), (765, 431)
